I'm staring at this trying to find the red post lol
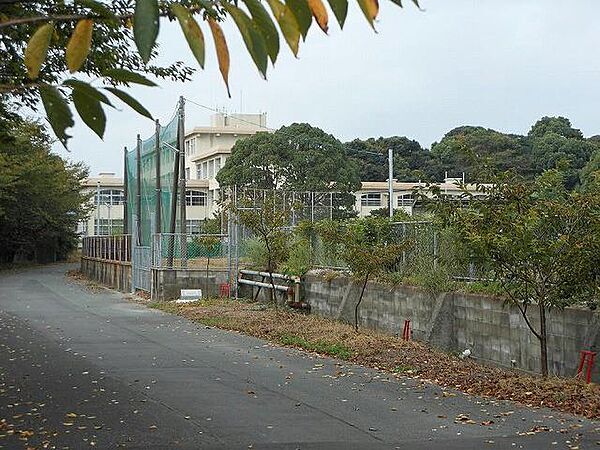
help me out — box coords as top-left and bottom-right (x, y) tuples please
(219, 283), (230, 298)
(577, 350), (596, 384)
(402, 320), (411, 341)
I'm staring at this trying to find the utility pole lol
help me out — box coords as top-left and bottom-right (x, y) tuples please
(177, 96), (188, 267)
(388, 148), (393, 219)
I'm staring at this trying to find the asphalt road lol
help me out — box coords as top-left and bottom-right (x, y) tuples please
(0, 264), (597, 449)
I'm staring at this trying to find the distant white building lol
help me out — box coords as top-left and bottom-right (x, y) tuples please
(183, 112), (269, 211)
(355, 178), (487, 217)
(79, 172), (211, 238)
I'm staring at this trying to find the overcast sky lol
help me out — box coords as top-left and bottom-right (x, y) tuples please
(52, 0), (600, 175)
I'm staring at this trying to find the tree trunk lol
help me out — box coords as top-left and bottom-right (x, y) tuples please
(264, 240), (277, 309)
(539, 302), (548, 377)
(354, 273), (369, 332)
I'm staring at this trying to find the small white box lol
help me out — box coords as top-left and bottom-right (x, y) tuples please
(176, 289), (202, 303)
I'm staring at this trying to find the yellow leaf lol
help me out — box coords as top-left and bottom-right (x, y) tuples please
(357, 0), (379, 30)
(24, 22), (54, 79)
(66, 19), (94, 73)
(307, 0), (328, 33)
(208, 18), (230, 97)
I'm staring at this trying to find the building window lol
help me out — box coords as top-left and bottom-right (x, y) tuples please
(185, 138), (196, 156)
(96, 189), (124, 205)
(202, 161), (208, 179)
(94, 219), (123, 235)
(208, 159), (215, 178)
(397, 194), (414, 207)
(77, 220), (88, 236)
(215, 157), (221, 172)
(185, 190), (207, 206)
(187, 219), (203, 235)
(361, 193), (381, 207)
(196, 163), (202, 179)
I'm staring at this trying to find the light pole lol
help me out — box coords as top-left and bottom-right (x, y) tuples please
(107, 202), (112, 235)
(351, 148), (394, 217)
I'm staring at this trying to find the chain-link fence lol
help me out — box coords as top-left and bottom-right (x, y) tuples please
(152, 233), (229, 270)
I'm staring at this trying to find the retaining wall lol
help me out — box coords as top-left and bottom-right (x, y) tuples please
(153, 268), (230, 301)
(304, 273), (600, 381)
(81, 257), (132, 292)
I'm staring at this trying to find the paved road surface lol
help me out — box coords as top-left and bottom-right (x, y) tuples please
(0, 264), (597, 449)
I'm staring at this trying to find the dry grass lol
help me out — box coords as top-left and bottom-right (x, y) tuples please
(150, 298), (600, 419)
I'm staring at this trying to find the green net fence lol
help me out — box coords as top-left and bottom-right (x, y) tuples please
(126, 110), (180, 246)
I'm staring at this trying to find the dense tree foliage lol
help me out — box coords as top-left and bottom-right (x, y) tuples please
(0, 106), (89, 263)
(429, 126), (534, 182)
(217, 123), (361, 193)
(348, 116), (600, 188)
(527, 117), (597, 189)
(345, 136), (433, 182)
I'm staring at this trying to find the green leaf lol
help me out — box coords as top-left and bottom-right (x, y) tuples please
(24, 23), (54, 80)
(71, 84), (107, 138)
(134, 0), (159, 63)
(105, 87), (153, 120)
(39, 85), (74, 147)
(325, 0), (347, 28)
(66, 19), (94, 73)
(224, 3), (268, 78)
(75, 0), (118, 19)
(266, 0), (300, 56)
(63, 79), (113, 107)
(285, 0), (312, 39)
(242, 0), (280, 64)
(102, 68), (157, 86)
(171, 4), (205, 69)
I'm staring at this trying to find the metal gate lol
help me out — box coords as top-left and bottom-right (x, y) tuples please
(131, 217), (152, 293)
(132, 245), (152, 292)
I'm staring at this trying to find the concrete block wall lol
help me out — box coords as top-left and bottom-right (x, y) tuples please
(154, 268), (230, 301)
(81, 257), (131, 292)
(304, 273), (600, 381)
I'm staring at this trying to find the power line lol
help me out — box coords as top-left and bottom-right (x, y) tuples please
(184, 97), (274, 132)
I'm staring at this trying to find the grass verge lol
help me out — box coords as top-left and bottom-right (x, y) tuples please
(148, 298), (600, 419)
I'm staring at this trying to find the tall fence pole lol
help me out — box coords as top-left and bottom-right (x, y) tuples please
(123, 146), (129, 235)
(234, 185), (239, 300)
(433, 228), (439, 271)
(155, 119), (162, 235)
(136, 134), (142, 246)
